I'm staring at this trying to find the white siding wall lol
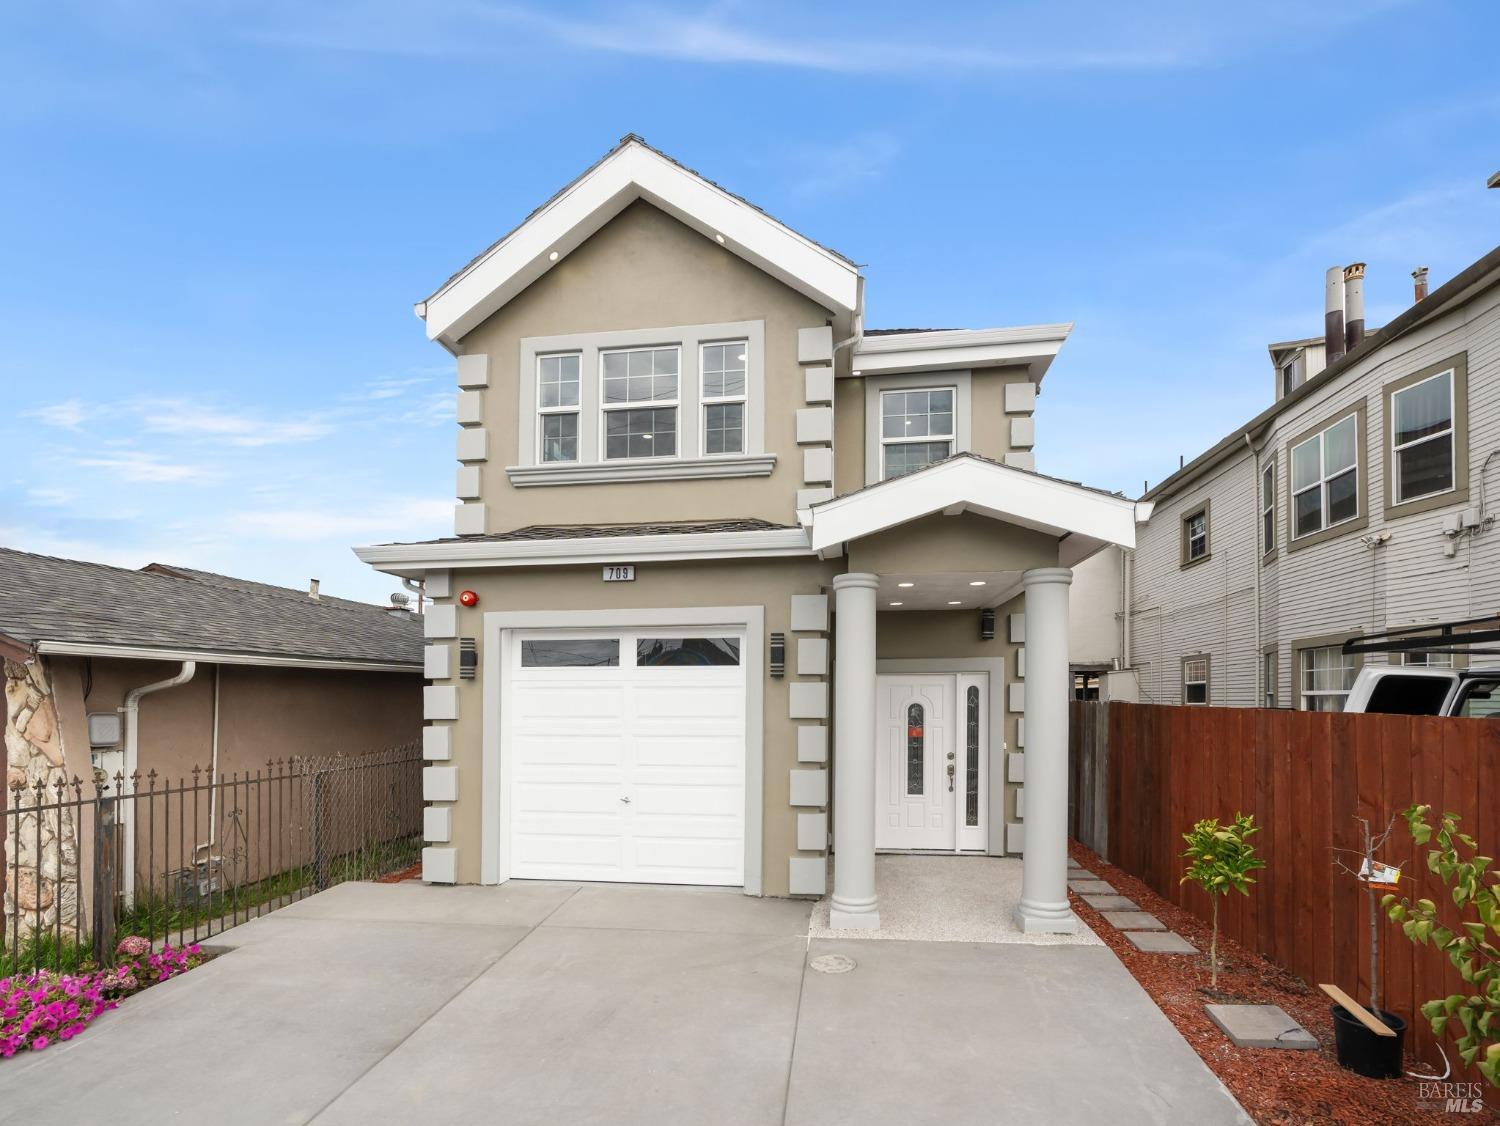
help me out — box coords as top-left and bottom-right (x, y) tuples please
(1130, 282), (1500, 708)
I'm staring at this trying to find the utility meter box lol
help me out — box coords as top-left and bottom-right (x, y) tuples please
(87, 711), (121, 748)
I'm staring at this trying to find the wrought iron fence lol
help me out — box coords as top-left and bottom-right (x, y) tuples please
(2, 744), (421, 974)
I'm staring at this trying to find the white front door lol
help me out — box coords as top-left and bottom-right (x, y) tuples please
(875, 673), (988, 852)
(505, 628), (746, 886)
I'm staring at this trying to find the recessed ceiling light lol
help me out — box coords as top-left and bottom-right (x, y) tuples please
(947, 600), (962, 605)
(715, 233), (725, 244)
(969, 580), (986, 586)
(889, 601), (903, 607)
(548, 250), (559, 262)
(897, 582), (915, 588)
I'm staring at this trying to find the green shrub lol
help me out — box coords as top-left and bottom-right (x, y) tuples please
(1181, 813), (1265, 990)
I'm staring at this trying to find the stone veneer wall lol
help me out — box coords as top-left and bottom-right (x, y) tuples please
(4, 658), (84, 943)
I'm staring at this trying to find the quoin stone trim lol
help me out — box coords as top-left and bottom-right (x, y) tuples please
(787, 588), (830, 893)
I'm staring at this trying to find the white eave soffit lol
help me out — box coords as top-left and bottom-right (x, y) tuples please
(850, 324), (1072, 382)
(804, 456), (1138, 555)
(421, 143), (861, 345)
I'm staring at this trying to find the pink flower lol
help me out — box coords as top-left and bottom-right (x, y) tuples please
(30, 1036), (48, 1051)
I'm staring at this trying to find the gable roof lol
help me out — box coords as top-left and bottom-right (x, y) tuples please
(0, 549), (422, 671)
(804, 452), (1142, 567)
(419, 135), (862, 348)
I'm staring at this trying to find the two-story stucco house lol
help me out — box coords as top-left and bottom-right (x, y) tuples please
(1112, 245), (1500, 711)
(356, 136), (1141, 933)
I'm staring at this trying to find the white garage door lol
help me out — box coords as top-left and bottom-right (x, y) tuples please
(506, 628), (746, 886)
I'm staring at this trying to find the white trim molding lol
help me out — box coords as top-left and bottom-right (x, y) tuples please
(420, 138), (860, 347)
(852, 325), (1072, 385)
(507, 454), (774, 487)
(864, 370), (972, 486)
(481, 605), (766, 895)
(34, 640), (418, 674)
(356, 525), (813, 577)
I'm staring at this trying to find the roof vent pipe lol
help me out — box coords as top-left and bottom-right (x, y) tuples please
(1412, 266), (1430, 303)
(1324, 266), (1347, 365)
(1343, 263), (1366, 352)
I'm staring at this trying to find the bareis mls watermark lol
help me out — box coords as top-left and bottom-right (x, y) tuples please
(1415, 1081), (1486, 1115)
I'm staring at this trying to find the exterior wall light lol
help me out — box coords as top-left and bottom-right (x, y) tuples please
(459, 638), (478, 680)
(980, 608), (997, 640)
(769, 632), (786, 678)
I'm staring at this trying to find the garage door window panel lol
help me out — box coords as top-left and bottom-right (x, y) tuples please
(636, 637), (741, 666)
(520, 638), (621, 667)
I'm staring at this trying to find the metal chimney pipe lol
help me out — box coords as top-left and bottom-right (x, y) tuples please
(1412, 266), (1429, 303)
(1343, 263), (1366, 352)
(1324, 266), (1346, 365)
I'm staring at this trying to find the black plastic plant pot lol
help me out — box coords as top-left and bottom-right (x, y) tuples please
(1330, 1004), (1407, 1079)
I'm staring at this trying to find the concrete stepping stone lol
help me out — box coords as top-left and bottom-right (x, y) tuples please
(1205, 1004), (1318, 1050)
(1066, 858), (1081, 869)
(1102, 911), (1164, 931)
(1081, 894), (1139, 911)
(1124, 931), (1197, 953)
(1070, 869), (1098, 880)
(1068, 880), (1116, 895)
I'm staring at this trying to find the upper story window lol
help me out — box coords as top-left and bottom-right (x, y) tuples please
(881, 388), (954, 479)
(602, 346), (679, 460)
(537, 353), (581, 463)
(700, 341), (747, 456)
(1261, 464), (1276, 555)
(1290, 412), (1359, 539)
(1280, 356), (1301, 398)
(1390, 368), (1454, 503)
(1180, 502), (1210, 567)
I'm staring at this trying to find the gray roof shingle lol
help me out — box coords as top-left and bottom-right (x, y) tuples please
(381, 518), (794, 547)
(0, 549), (422, 669)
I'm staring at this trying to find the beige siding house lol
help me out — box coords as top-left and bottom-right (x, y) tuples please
(1109, 246), (1500, 711)
(357, 136), (1144, 933)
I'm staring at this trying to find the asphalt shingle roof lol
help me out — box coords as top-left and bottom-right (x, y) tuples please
(382, 518), (794, 547)
(0, 549), (423, 668)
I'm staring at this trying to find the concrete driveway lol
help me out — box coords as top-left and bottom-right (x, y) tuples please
(0, 881), (1248, 1125)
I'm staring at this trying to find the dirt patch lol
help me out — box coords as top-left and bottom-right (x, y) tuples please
(1068, 841), (1495, 1125)
(374, 862), (423, 885)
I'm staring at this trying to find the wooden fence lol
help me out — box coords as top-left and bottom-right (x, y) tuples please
(1068, 700), (1500, 1074)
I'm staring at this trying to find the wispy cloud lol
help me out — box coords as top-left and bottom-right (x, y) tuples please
(76, 450), (209, 483)
(25, 486), (77, 508)
(24, 399), (92, 430)
(137, 399), (333, 446)
(786, 131), (902, 199)
(231, 498), (450, 541)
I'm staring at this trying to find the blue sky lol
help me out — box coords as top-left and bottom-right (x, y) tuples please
(2, 1), (1497, 603)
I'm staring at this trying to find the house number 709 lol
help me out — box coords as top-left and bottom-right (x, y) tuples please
(602, 565), (636, 582)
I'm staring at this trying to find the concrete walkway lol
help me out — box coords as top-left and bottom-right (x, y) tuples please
(0, 881), (1249, 1125)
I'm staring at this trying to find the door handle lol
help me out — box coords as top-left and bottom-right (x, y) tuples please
(946, 763), (955, 792)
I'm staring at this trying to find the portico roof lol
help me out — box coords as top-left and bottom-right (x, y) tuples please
(802, 453), (1148, 566)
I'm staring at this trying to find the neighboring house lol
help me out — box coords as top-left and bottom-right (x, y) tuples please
(356, 135), (1144, 934)
(2, 548), (424, 931)
(1105, 246), (1500, 711)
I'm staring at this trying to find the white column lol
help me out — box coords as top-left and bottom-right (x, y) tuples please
(1013, 566), (1077, 934)
(830, 572), (880, 930)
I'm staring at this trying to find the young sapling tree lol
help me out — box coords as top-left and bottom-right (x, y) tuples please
(1180, 812), (1265, 991)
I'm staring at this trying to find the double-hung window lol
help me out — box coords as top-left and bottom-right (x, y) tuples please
(701, 341), (747, 456)
(1299, 644), (1355, 711)
(1390, 368), (1455, 503)
(1182, 656), (1209, 705)
(1182, 507), (1209, 564)
(1261, 464), (1276, 554)
(1290, 413), (1359, 539)
(602, 346), (678, 460)
(880, 388), (954, 479)
(537, 354), (580, 463)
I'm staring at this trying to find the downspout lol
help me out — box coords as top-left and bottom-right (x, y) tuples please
(1244, 433), (1262, 705)
(118, 661), (196, 904)
(208, 665), (221, 848)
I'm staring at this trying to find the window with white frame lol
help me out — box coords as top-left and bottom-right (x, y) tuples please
(1390, 368), (1455, 503)
(1262, 464), (1276, 554)
(1290, 413), (1359, 539)
(1262, 650), (1277, 708)
(1183, 656), (1209, 705)
(1402, 650), (1454, 668)
(700, 341), (747, 456)
(1183, 507), (1209, 564)
(602, 346), (679, 460)
(1281, 357), (1300, 398)
(537, 353), (581, 463)
(880, 388), (954, 479)
(1299, 645), (1355, 711)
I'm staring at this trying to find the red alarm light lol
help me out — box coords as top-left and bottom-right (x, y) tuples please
(458, 589), (479, 607)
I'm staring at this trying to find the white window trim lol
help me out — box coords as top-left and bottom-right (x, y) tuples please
(1261, 463), (1276, 554)
(599, 344), (681, 462)
(1390, 368), (1456, 504)
(863, 370), (973, 486)
(1290, 411), (1360, 540)
(513, 320), (767, 484)
(700, 338), (748, 457)
(1182, 656), (1209, 705)
(1298, 645), (1355, 711)
(482, 606), (765, 895)
(536, 352), (581, 464)
(1185, 511), (1208, 561)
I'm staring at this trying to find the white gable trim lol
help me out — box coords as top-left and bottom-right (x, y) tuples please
(852, 324), (1072, 384)
(421, 141), (860, 346)
(804, 456), (1139, 555)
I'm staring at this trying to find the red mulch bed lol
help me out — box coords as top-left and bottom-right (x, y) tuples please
(374, 862), (423, 884)
(1069, 841), (1497, 1125)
